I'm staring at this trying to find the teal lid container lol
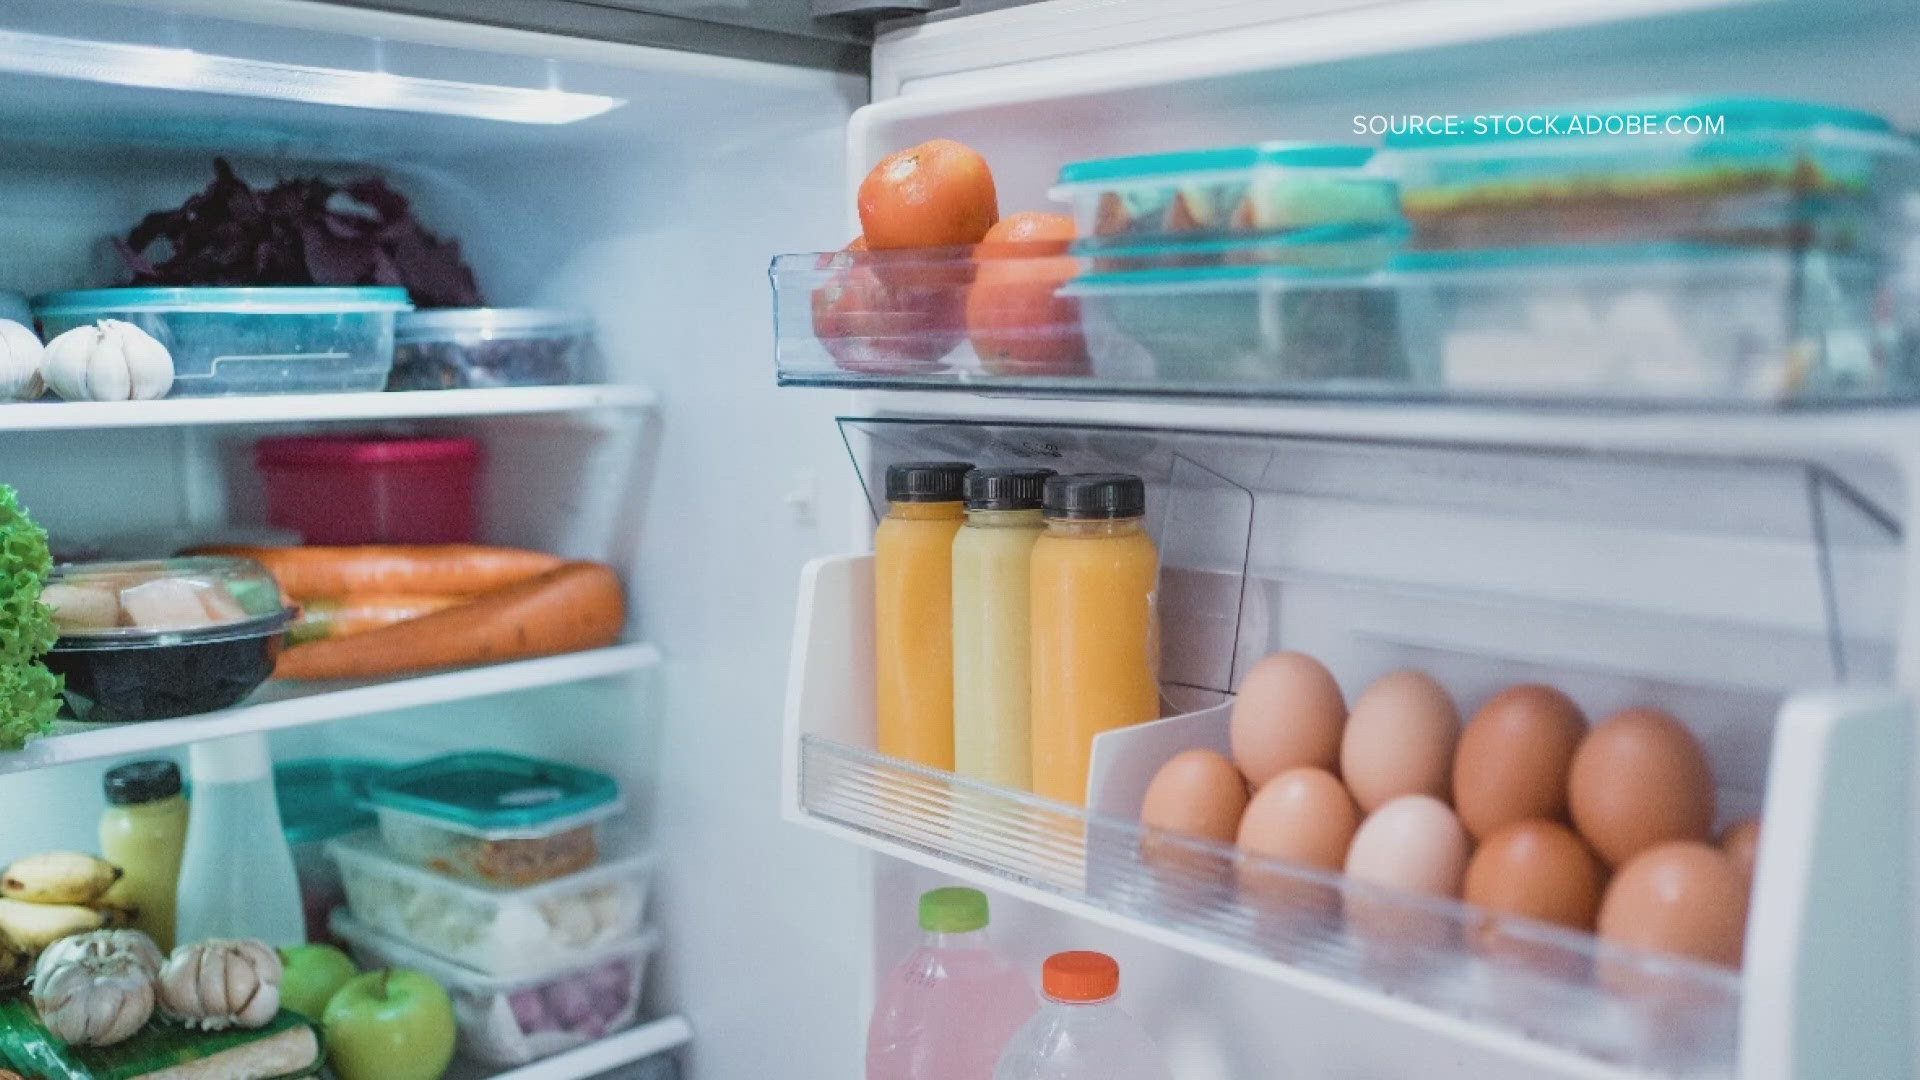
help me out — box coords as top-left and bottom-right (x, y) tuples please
(275, 758), (391, 846)
(33, 286), (412, 316)
(367, 751), (623, 839)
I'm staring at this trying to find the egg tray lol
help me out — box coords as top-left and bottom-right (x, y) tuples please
(797, 730), (1740, 1078)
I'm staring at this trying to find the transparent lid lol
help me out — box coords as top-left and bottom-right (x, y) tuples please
(396, 307), (593, 338)
(1057, 142), (1377, 186)
(367, 751), (622, 838)
(276, 758), (392, 846)
(33, 286), (412, 315)
(45, 557), (290, 643)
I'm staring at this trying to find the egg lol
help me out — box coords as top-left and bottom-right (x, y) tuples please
(1568, 707), (1714, 867)
(1720, 818), (1761, 883)
(1340, 670), (1459, 813)
(1597, 841), (1748, 968)
(1463, 819), (1606, 932)
(1230, 652), (1346, 788)
(1343, 794), (1472, 899)
(1453, 684), (1587, 840)
(1235, 767), (1359, 910)
(1140, 750), (1249, 877)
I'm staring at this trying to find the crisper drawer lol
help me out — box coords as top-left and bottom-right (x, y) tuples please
(781, 417), (1913, 1080)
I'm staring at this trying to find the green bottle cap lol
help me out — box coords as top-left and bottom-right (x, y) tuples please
(919, 887), (990, 933)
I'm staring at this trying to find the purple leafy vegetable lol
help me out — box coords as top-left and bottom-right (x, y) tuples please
(116, 158), (482, 307)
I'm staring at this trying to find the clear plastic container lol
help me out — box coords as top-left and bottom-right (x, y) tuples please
(32, 287), (411, 396)
(326, 830), (652, 974)
(1386, 97), (1919, 252)
(367, 751), (623, 886)
(330, 910), (656, 1066)
(1051, 143), (1401, 250)
(257, 435), (481, 545)
(1400, 244), (1888, 402)
(40, 557), (293, 722)
(1064, 265), (1411, 389)
(276, 758), (392, 945)
(390, 308), (596, 390)
(993, 952), (1170, 1080)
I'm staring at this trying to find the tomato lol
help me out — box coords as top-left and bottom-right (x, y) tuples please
(966, 212), (1089, 377)
(858, 139), (999, 249)
(812, 237), (966, 374)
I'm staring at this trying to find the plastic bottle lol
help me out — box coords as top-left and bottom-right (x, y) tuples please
(99, 760), (189, 950)
(174, 733), (306, 945)
(875, 461), (974, 770)
(994, 951), (1171, 1080)
(868, 886), (1037, 1080)
(1030, 474), (1160, 805)
(952, 467), (1053, 790)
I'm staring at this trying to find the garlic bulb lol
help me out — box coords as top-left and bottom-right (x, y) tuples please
(157, 939), (281, 1031)
(0, 320), (42, 401)
(29, 931), (160, 1047)
(42, 319), (173, 402)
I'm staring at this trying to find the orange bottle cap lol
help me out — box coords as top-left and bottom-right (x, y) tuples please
(1042, 950), (1119, 1002)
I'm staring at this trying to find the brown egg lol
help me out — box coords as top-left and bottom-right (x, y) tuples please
(1453, 684), (1587, 841)
(1568, 708), (1714, 867)
(1235, 767), (1359, 913)
(1597, 841), (1748, 968)
(1464, 819), (1606, 931)
(1344, 794), (1472, 899)
(1340, 670), (1459, 813)
(1140, 749), (1249, 844)
(1720, 818), (1761, 883)
(1230, 652), (1346, 788)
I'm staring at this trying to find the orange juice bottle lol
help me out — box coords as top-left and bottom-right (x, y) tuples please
(875, 461), (973, 769)
(952, 467), (1053, 790)
(1030, 474), (1160, 805)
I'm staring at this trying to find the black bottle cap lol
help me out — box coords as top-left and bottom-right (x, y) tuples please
(104, 760), (182, 806)
(964, 468), (1055, 511)
(885, 461), (973, 503)
(1043, 473), (1147, 520)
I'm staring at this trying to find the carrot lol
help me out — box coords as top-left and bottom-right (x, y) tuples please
(193, 545), (563, 601)
(274, 562), (625, 680)
(288, 594), (466, 645)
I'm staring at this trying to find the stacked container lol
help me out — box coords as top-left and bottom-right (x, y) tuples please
(324, 751), (656, 1066)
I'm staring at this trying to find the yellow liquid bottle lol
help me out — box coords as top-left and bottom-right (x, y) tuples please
(1031, 474), (1160, 806)
(99, 760), (189, 951)
(874, 461), (973, 770)
(952, 468), (1053, 791)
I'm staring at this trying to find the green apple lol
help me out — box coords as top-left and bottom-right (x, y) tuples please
(278, 943), (359, 1021)
(322, 969), (457, 1080)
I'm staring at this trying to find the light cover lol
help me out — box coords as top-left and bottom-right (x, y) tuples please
(0, 28), (623, 124)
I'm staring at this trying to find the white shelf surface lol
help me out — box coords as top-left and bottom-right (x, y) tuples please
(453, 1015), (692, 1080)
(0, 385), (656, 431)
(3, 641), (661, 776)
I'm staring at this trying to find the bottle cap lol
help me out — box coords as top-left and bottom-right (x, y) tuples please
(964, 468), (1054, 511)
(885, 462), (973, 503)
(1042, 950), (1120, 1002)
(103, 760), (183, 805)
(1043, 474), (1147, 520)
(919, 886), (990, 933)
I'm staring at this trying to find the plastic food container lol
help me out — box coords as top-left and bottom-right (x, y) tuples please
(32, 287), (412, 397)
(326, 830), (653, 974)
(1064, 264), (1411, 389)
(257, 435), (481, 545)
(276, 758), (392, 945)
(1386, 97), (1919, 252)
(367, 752), (624, 886)
(391, 308), (596, 390)
(332, 910), (655, 1066)
(40, 557), (292, 723)
(1398, 245), (1889, 402)
(1052, 143), (1402, 258)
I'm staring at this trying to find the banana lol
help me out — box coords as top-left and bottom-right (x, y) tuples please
(2, 852), (122, 905)
(0, 898), (106, 950)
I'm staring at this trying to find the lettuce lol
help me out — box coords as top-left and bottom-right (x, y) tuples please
(0, 486), (59, 749)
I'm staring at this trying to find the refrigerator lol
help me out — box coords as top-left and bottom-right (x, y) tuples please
(0, 0), (1910, 1077)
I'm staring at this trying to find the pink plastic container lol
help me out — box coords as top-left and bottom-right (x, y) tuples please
(257, 435), (481, 544)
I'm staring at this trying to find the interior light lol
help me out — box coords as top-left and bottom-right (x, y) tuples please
(0, 28), (623, 124)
